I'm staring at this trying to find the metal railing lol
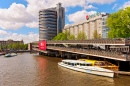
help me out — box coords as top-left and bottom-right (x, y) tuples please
(47, 38), (130, 45)
(47, 46), (130, 61)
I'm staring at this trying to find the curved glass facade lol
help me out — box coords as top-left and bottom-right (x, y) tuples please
(39, 3), (65, 41)
(39, 9), (57, 40)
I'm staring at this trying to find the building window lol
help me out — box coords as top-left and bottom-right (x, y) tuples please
(102, 22), (105, 25)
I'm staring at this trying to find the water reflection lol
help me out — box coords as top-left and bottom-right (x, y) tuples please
(37, 56), (47, 71)
(0, 53), (130, 86)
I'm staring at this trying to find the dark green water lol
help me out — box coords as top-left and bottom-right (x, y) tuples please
(0, 53), (130, 86)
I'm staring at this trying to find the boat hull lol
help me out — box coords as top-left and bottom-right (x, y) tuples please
(58, 62), (114, 78)
(4, 53), (17, 57)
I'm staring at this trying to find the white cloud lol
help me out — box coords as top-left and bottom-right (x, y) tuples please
(0, 3), (36, 30)
(68, 10), (96, 23)
(120, 1), (130, 9)
(86, 0), (116, 4)
(26, 21), (38, 28)
(0, 0), (87, 30)
(26, 0), (87, 18)
(0, 21), (24, 30)
(112, 4), (118, 10)
(65, 24), (70, 26)
(0, 30), (39, 44)
(0, 0), (116, 30)
(84, 4), (97, 10)
(0, 30), (7, 36)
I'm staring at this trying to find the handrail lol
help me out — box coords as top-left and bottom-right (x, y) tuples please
(47, 38), (130, 45)
(46, 46), (130, 61)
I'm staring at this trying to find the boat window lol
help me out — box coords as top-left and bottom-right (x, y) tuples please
(77, 63), (79, 65)
(87, 64), (92, 66)
(80, 63), (82, 66)
(85, 64), (87, 66)
(72, 63), (74, 66)
(68, 62), (71, 65)
(83, 64), (86, 66)
(100, 62), (106, 66)
(94, 62), (99, 66)
(80, 63), (84, 66)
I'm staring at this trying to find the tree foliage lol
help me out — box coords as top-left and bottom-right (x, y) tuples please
(107, 7), (130, 38)
(24, 44), (28, 50)
(12, 43), (18, 50)
(52, 32), (69, 41)
(0, 43), (28, 51)
(68, 34), (75, 40)
(77, 31), (87, 40)
(52, 30), (75, 40)
(52, 30), (87, 40)
(93, 30), (101, 39)
(7, 44), (12, 49)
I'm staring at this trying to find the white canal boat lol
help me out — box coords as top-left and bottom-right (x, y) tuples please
(4, 53), (17, 57)
(58, 59), (114, 78)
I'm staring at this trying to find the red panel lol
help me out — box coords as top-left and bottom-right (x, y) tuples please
(38, 40), (46, 50)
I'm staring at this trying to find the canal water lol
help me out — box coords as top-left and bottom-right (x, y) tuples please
(0, 53), (130, 86)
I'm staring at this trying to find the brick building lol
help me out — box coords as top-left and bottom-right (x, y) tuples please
(0, 39), (24, 51)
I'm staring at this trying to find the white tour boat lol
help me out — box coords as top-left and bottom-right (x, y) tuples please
(58, 59), (114, 78)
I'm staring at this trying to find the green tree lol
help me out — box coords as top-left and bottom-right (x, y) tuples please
(12, 43), (19, 50)
(24, 44), (28, 50)
(68, 34), (75, 40)
(52, 30), (76, 40)
(7, 44), (12, 50)
(2, 45), (6, 50)
(77, 31), (87, 40)
(12, 44), (16, 50)
(64, 30), (70, 40)
(52, 33), (66, 41)
(15, 43), (19, 50)
(93, 30), (101, 39)
(107, 7), (130, 38)
(0, 46), (1, 50)
(19, 43), (24, 50)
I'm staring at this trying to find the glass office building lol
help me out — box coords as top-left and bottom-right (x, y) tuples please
(39, 3), (65, 40)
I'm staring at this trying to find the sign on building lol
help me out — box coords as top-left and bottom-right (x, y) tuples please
(86, 12), (101, 20)
(38, 40), (46, 50)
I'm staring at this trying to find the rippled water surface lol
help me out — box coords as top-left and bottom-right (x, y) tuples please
(0, 53), (130, 86)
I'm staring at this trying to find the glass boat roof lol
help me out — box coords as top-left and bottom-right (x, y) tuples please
(62, 59), (92, 64)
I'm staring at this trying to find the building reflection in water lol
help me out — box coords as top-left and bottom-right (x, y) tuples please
(37, 57), (47, 71)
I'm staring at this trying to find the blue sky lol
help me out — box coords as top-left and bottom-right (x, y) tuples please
(0, 0), (130, 43)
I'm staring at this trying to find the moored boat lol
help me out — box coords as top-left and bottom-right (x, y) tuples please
(4, 53), (12, 57)
(10, 53), (17, 56)
(79, 59), (119, 71)
(4, 53), (17, 57)
(58, 59), (114, 78)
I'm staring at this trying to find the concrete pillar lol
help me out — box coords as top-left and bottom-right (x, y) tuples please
(67, 53), (71, 59)
(105, 45), (110, 51)
(129, 61), (130, 71)
(61, 52), (65, 58)
(75, 54), (78, 60)
(39, 52), (41, 55)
